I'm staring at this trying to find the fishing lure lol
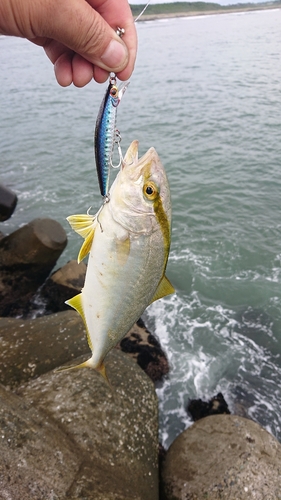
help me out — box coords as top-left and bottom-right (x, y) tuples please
(94, 75), (128, 198)
(94, 2), (151, 198)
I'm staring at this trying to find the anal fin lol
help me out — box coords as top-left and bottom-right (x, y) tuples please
(65, 293), (93, 351)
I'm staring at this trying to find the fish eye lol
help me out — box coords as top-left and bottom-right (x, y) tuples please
(110, 86), (118, 98)
(143, 182), (159, 201)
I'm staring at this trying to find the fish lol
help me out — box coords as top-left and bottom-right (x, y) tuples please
(61, 140), (175, 382)
(94, 78), (129, 197)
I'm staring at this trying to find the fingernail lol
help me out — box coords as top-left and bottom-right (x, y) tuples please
(101, 40), (127, 69)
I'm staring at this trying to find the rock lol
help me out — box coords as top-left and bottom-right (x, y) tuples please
(119, 317), (169, 382)
(15, 349), (159, 500)
(0, 311), (88, 387)
(187, 392), (230, 421)
(0, 218), (67, 316)
(41, 259), (86, 313)
(0, 184), (17, 222)
(161, 414), (281, 500)
(0, 383), (80, 500)
(0, 310), (168, 388)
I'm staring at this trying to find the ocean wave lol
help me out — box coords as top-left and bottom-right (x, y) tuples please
(146, 288), (281, 448)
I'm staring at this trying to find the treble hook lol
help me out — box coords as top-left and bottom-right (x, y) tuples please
(110, 129), (123, 169)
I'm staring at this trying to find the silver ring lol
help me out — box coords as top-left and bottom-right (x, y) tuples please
(116, 27), (125, 38)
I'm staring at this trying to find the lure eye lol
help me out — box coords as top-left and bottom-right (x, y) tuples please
(143, 182), (159, 201)
(110, 86), (118, 98)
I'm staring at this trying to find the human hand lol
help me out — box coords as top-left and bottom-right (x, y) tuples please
(0, 0), (137, 87)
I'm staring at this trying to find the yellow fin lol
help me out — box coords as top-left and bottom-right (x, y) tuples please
(65, 293), (93, 351)
(55, 358), (93, 372)
(150, 275), (175, 304)
(96, 363), (111, 387)
(67, 213), (96, 239)
(77, 227), (95, 263)
(65, 292), (84, 316)
(55, 360), (112, 389)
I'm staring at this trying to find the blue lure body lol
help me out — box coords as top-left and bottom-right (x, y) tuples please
(94, 79), (128, 197)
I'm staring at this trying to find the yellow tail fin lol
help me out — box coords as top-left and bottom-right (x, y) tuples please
(55, 359), (111, 388)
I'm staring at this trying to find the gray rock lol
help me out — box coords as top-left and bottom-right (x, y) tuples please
(0, 309), (169, 388)
(41, 259), (87, 313)
(0, 218), (67, 316)
(0, 383), (80, 500)
(161, 414), (281, 499)
(0, 311), (88, 387)
(0, 184), (17, 222)
(16, 349), (159, 500)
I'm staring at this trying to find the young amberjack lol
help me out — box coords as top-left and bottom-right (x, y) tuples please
(61, 141), (174, 382)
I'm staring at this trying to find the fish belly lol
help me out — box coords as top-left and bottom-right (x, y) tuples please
(81, 219), (165, 368)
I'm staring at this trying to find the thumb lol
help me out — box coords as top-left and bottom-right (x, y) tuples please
(41, 0), (129, 73)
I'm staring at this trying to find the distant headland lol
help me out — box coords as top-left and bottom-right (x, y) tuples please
(130, 1), (281, 20)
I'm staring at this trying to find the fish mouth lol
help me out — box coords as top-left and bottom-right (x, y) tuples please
(122, 140), (162, 182)
(122, 140), (139, 167)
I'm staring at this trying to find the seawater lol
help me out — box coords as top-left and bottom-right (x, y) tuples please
(1, 8), (281, 448)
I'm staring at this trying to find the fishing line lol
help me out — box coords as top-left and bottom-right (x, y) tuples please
(134, 0), (151, 23)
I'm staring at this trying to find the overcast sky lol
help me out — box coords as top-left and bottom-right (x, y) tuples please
(130, 0), (267, 5)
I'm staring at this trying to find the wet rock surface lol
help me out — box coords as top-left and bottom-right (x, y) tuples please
(0, 218), (67, 316)
(161, 414), (281, 500)
(0, 311), (88, 387)
(0, 184), (17, 222)
(187, 392), (231, 421)
(0, 383), (80, 500)
(11, 349), (159, 500)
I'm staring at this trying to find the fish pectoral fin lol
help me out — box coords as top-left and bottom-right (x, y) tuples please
(77, 227), (95, 263)
(67, 213), (96, 239)
(150, 275), (175, 304)
(66, 214), (96, 262)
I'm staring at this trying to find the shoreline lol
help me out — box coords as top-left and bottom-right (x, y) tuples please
(138, 4), (281, 21)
